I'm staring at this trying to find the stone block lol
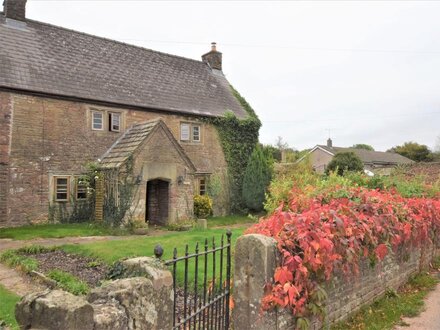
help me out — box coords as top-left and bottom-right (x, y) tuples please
(233, 234), (291, 330)
(88, 277), (173, 330)
(119, 257), (173, 289)
(92, 299), (128, 330)
(15, 289), (94, 330)
(197, 218), (207, 229)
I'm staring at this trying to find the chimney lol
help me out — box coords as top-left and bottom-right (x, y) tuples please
(327, 138), (333, 148)
(3, 0), (27, 21)
(202, 42), (222, 71)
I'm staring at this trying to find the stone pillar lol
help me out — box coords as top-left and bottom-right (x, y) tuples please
(233, 234), (281, 329)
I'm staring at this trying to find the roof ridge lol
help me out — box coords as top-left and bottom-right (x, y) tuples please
(17, 14), (206, 66)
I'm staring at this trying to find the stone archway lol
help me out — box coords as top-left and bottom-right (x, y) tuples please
(146, 179), (169, 226)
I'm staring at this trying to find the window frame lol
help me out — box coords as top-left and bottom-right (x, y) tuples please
(91, 111), (104, 131)
(75, 177), (88, 200)
(54, 176), (70, 202)
(199, 178), (207, 195)
(192, 125), (201, 143)
(109, 112), (121, 132)
(180, 123), (191, 142)
(181, 122), (202, 143)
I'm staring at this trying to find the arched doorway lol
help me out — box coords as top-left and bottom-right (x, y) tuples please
(146, 179), (169, 226)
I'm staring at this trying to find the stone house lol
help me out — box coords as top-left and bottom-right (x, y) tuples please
(304, 139), (414, 174)
(0, 0), (255, 227)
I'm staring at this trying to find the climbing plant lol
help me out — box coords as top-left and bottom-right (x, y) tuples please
(208, 86), (261, 212)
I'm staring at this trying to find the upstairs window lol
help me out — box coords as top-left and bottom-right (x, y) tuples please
(109, 113), (121, 132)
(180, 123), (190, 141)
(181, 122), (202, 143)
(192, 125), (201, 142)
(54, 177), (69, 202)
(92, 111), (104, 130)
(76, 179), (87, 200)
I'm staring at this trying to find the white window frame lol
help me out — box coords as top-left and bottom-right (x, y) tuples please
(109, 112), (121, 132)
(92, 111), (104, 131)
(192, 125), (201, 142)
(54, 176), (70, 202)
(180, 123), (190, 141)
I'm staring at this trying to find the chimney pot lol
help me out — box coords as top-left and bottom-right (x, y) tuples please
(3, 0), (27, 21)
(327, 138), (333, 148)
(202, 42), (222, 71)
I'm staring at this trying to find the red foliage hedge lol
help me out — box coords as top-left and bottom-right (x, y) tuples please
(246, 186), (440, 317)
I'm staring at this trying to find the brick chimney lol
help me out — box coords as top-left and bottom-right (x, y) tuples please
(3, 0), (27, 21)
(327, 138), (333, 148)
(202, 42), (222, 71)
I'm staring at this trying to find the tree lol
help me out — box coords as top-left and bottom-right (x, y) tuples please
(261, 144), (282, 162)
(326, 152), (364, 175)
(351, 144), (374, 151)
(242, 145), (274, 212)
(388, 142), (433, 162)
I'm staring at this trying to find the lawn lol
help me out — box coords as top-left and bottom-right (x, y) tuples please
(62, 226), (248, 289)
(0, 223), (128, 240)
(0, 215), (253, 241)
(0, 284), (20, 330)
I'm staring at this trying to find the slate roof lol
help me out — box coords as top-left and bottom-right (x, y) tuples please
(317, 145), (414, 165)
(0, 14), (248, 118)
(100, 119), (196, 171)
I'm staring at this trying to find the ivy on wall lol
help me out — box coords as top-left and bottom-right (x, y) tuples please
(208, 86), (261, 212)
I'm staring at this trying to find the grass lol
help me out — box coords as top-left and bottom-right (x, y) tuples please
(332, 272), (439, 330)
(47, 270), (89, 295)
(62, 226), (247, 288)
(0, 284), (20, 330)
(0, 249), (39, 273)
(0, 215), (252, 240)
(206, 214), (256, 228)
(0, 223), (129, 240)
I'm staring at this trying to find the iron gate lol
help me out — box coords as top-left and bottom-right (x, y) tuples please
(156, 230), (232, 329)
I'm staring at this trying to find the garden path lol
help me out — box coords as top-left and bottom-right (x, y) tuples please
(394, 280), (440, 330)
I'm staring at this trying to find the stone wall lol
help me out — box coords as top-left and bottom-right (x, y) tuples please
(15, 257), (173, 330)
(233, 234), (437, 330)
(1, 91), (230, 227)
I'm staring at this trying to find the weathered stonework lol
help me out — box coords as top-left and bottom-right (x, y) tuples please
(15, 257), (174, 330)
(233, 234), (438, 330)
(0, 91), (230, 227)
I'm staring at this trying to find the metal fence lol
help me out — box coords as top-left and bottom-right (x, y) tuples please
(156, 230), (232, 330)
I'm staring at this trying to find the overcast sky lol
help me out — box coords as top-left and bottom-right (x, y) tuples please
(26, 0), (440, 151)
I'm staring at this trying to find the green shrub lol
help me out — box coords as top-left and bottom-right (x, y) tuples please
(326, 152), (364, 175)
(194, 195), (213, 218)
(242, 145), (274, 212)
(47, 270), (89, 295)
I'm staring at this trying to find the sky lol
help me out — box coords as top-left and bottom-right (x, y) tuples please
(25, 0), (440, 152)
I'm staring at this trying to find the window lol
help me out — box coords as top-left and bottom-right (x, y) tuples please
(76, 178), (87, 200)
(199, 178), (206, 195)
(181, 122), (201, 142)
(54, 177), (69, 201)
(192, 125), (201, 142)
(109, 113), (121, 132)
(180, 123), (190, 141)
(92, 111), (104, 130)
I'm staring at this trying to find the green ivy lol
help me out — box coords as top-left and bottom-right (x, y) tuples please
(207, 86), (261, 212)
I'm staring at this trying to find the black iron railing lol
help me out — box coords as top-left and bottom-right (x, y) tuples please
(155, 230), (232, 330)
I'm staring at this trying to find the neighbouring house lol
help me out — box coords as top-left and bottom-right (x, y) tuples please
(303, 139), (414, 174)
(0, 0), (257, 227)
